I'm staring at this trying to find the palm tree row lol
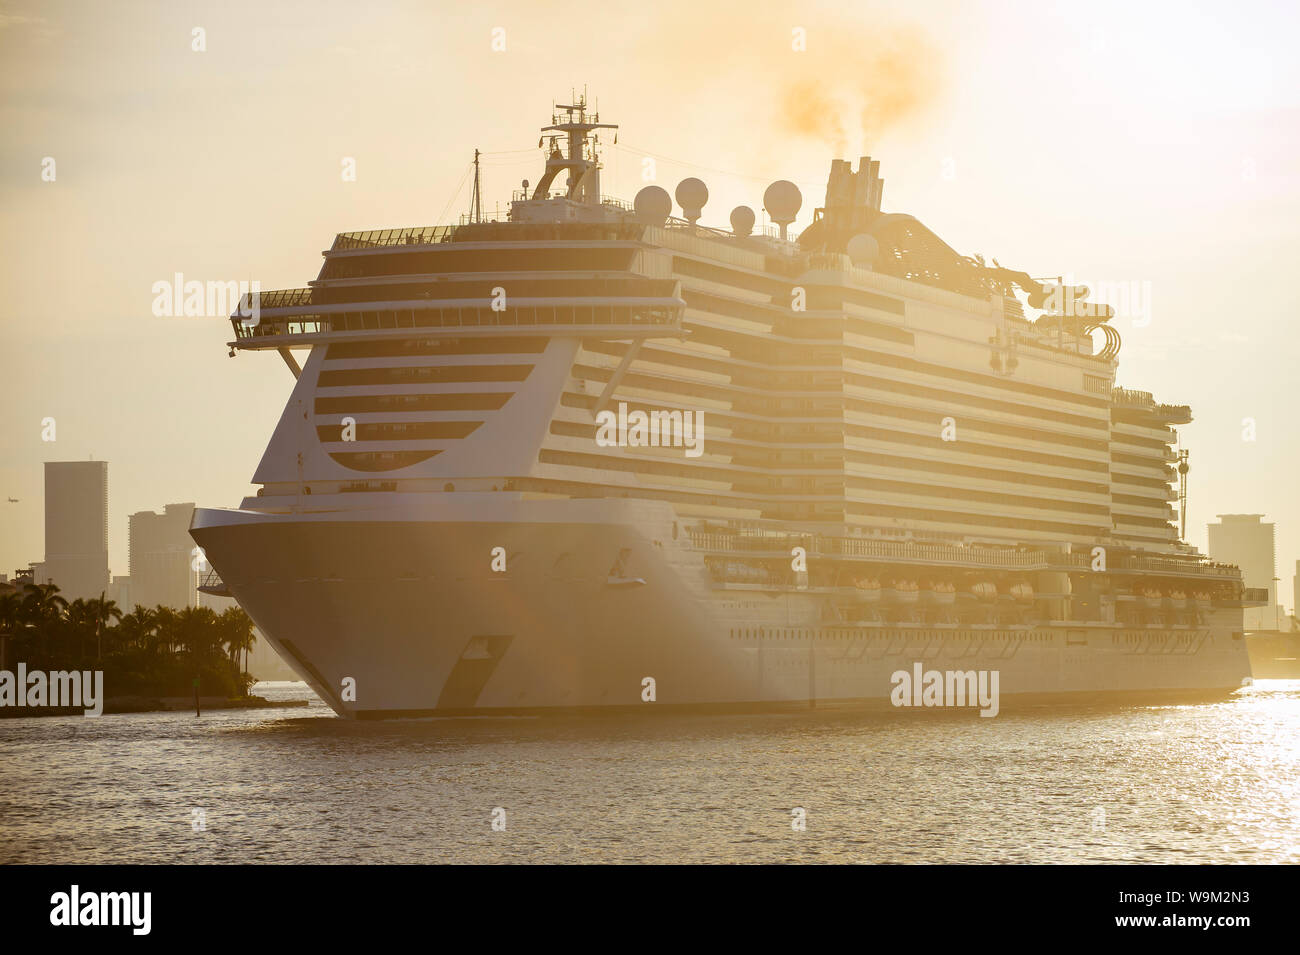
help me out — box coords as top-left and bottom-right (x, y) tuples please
(0, 582), (257, 697)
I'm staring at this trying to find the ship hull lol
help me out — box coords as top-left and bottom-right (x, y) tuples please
(191, 497), (1253, 719)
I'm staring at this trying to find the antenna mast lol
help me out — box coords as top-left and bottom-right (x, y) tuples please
(1177, 446), (1190, 540)
(470, 148), (483, 224)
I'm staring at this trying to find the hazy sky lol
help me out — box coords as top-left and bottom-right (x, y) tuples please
(2, 0), (1298, 609)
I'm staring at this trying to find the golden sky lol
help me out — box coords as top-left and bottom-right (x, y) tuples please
(1, 0), (1298, 603)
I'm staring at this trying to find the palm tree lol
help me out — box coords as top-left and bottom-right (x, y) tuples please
(64, 598), (96, 663)
(117, 606), (158, 653)
(85, 594), (121, 660)
(219, 607), (256, 692)
(151, 606), (180, 655)
(0, 592), (22, 670)
(176, 606), (221, 663)
(20, 582), (67, 628)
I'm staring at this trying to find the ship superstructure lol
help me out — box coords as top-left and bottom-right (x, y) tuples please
(192, 96), (1263, 717)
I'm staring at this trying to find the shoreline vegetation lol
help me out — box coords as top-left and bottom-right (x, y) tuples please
(0, 582), (309, 718)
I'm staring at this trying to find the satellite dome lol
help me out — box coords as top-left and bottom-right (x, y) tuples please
(763, 180), (802, 238)
(846, 234), (879, 266)
(730, 205), (756, 237)
(675, 178), (709, 222)
(633, 186), (672, 226)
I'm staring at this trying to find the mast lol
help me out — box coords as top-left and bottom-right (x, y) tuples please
(529, 90), (617, 204)
(471, 148), (482, 224)
(1177, 447), (1190, 540)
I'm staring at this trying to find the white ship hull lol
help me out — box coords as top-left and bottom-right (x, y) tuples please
(194, 101), (1260, 719)
(192, 497), (1252, 718)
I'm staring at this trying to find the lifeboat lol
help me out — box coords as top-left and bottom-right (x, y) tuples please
(888, 578), (920, 604)
(921, 580), (956, 606)
(1142, 588), (1163, 610)
(970, 581), (998, 603)
(1009, 581), (1035, 604)
(854, 577), (881, 602)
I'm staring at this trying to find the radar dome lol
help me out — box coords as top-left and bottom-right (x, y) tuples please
(763, 180), (802, 238)
(730, 205), (756, 237)
(847, 234), (879, 266)
(675, 178), (709, 223)
(633, 186), (672, 226)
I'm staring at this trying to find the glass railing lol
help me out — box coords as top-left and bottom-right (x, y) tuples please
(332, 226), (459, 250)
(197, 568), (227, 593)
(239, 287), (314, 310)
(230, 303), (682, 340)
(331, 219), (650, 251)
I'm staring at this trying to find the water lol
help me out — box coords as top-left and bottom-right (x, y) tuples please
(2, 681), (1297, 864)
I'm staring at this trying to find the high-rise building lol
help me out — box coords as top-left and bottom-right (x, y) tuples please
(42, 461), (110, 602)
(1207, 514), (1277, 629)
(110, 575), (133, 613)
(1293, 560), (1298, 626)
(127, 503), (197, 610)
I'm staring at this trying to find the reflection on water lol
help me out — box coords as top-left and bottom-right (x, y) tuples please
(1, 681), (1297, 864)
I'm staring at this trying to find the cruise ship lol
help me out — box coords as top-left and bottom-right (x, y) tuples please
(192, 96), (1265, 718)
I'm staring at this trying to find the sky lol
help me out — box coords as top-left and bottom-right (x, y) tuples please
(1, 0), (1298, 607)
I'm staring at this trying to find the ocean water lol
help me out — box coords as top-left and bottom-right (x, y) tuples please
(2, 681), (1297, 864)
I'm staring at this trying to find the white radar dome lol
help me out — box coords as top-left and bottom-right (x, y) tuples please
(730, 205), (756, 236)
(763, 180), (802, 238)
(633, 186), (672, 226)
(675, 178), (709, 222)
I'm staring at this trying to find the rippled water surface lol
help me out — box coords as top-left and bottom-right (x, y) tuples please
(2, 681), (1297, 863)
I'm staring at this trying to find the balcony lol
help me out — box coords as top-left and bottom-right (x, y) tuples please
(1111, 387), (1192, 424)
(229, 300), (684, 349)
(197, 568), (230, 597)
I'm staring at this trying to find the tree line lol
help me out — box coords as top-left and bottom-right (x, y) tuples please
(0, 582), (256, 698)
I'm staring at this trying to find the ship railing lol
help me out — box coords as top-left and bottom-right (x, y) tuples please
(1111, 387), (1156, 409)
(230, 302), (682, 342)
(1111, 387), (1191, 422)
(1121, 556), (1242, 578)
(686, 530), (1245, 579)
(334, 220), (656, 251)
(239, 287), (314, 310)
(197, 568), (230, 597)
(331, 226), (459, 250)
(687, 531), (1051, 569)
